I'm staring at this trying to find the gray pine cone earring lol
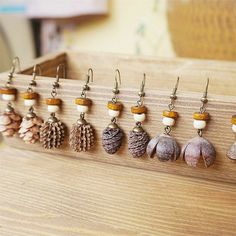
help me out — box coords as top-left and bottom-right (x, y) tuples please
(40, 64), (66, 149)
(226, 116), (236, 160)
(19, 65), (43, 144)
(69, 68), (95, 152)
(128, 73), (150, 158)
(0, 57), (22, 137)
(102, 69), (124, 154)
(182, 79), (216, 168)
(147, 77), (180, 161)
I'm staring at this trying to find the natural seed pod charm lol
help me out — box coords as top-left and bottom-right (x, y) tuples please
(147, 78), (181, 161)
(226, 115), (236, 160)
(182, 79), (216, 167)
(102, 70), (124, 155)
(69, 69), (95, 152)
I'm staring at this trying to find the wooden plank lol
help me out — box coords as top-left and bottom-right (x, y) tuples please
(1, 51), (236, 184)
(0, 146), (235, 236)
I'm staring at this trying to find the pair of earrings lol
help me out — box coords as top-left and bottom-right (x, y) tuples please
(147, 78), (216, 168)
(102, 72), (150, 157)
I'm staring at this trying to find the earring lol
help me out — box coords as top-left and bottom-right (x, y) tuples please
(69, 68), (95, 152)
(182, 79), (216, 167)
(128, 73), (150, 157)
(147, 78), (180, 161)
(226, 116), (236, 160)
(102, 69), (124, 154)
(40, 64), (66, 149)
(0, 57), (22, 137)
(19, 65), (44, 144)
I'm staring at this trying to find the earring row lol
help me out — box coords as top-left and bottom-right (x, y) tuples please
(0, 58), (235, 168)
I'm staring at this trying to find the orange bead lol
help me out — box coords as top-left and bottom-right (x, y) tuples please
(75, 97), (92, 106)
(46, 98), (62, 105)
(107, 101), (123, 111)
(131, 105), (147, 114)
(0, 87), (17, 95)
(163, 110), (178, 119)
(231, 115), (236, 125)
(193, 112), (210, 121)
(21, 92), (38, 100)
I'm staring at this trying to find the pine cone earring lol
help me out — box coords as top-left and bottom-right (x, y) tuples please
(182, 79), (216, 168)
(102, 69), (124, 155)
(40, 64), (66, 149)
(19, 65), (43, 144)
(128, 74), (150, 158)
(0, 57), (22, 137)
(147, 78), (180, 161)
(69, 68), (95, 152)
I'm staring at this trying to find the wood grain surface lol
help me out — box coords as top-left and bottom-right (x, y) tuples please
(0, 146), (235, 236)
(1, 51), (236, 184)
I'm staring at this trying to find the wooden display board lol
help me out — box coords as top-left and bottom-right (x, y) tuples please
(0, 51), (236, 184)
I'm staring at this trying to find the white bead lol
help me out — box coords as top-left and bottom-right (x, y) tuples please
(232, 125), (236, 133)
(24, 99), (36, 107)
(47, 105), (59, 113)
(162, 117), (175, 126)
(2, 94), (15, 101)
(77, 105), (89, 113)
(133, 113), (146, 122)
(193, 119), (206, 129)
(108, 109), (120, 118)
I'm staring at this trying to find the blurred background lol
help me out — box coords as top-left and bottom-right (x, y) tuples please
(1, 0), (236, 72)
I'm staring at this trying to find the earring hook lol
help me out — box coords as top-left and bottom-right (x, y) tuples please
(31, 64), (42, 86)
(56, 64), (66, 83)
(201, 78), (209, 103)
(138, 73), (146, 97)
(113, 69), (121, 94)
(6, 57), (21, 86)
(170, 77), (180, 100)
(86, 68), (93, 84)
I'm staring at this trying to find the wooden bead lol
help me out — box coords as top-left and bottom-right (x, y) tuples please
(46, 98), (62, 106)
(193, 112), (210, 121)
(107, 101), (123, 111)
(231, 115), (236, 125)
(0, 87), (17, 95)
(75, 97), (92, 106)
(163, 110), (178, 119)
(21, 92), (38, 100)
(131, 105), (147, 114)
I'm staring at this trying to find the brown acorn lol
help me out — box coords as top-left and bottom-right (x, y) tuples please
(146, 134), (180, 161)
(182, 136), (216, 168)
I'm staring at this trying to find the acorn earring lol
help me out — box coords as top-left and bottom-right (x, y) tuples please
(226, 116), (236, 160)
(128, 74), (150, 158)
(69, 68), (95, 152)
(102, 69), (124, 154)
(19, 65), (43, 144)
(182, 79), (216, 167)
(147, 78), (180, 161)
(0, 57), (22, 137)
(40, 64), (66, 149)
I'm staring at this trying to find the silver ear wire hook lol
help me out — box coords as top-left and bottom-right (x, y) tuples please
(199, 78), (209, 113)
(170, 77), (180, 100)
(51, 64), (66, 98)
(6, 57), (21, 87)
(113, 69), (121, 94)
(137, 73), (146, 106)
(81, 68), (94, 98)
(30, 64), (42, 87)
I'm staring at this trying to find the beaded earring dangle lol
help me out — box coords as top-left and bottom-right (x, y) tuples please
(226, 115), (236, 160)
(147, 78), (180, 161)
(102, 69), (124, 154)
(0, 57), (22, 137)
(182, 79), (216, 167)
(69, 68), (95, 152)
(19, 64), (43, 144)
(40, 64), (66, 149)
(128, 74), (150, 158)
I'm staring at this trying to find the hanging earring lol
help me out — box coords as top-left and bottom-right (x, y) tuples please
(182, 79), (216, 167)
(69, 68), (95, 152)
(102, 69), (124, 154)
(0, 57), (22, 137)
(147, 78), (180, 161)
(19, 65), (44, 144)
(128, 73), (150, 158)
(40, 64), (66, 149)
(226, 116), (236, 160)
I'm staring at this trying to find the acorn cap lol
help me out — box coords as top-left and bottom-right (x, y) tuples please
(75, 97), (92, 106)
(0, 87), (17, 95)
(231, 115), (236, 125)
(163, 110), (178, 119)
(131, 105), (147, 114)
(46, 98), (62, 105)
(193, 112), (210, 121)
(107, 101), (123, 111)
(21, 91), (38, 100)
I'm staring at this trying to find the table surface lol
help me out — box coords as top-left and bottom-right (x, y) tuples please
(0, 145), (235, 236)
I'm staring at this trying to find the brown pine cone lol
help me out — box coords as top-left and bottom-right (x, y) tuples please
(128, 129), (150, 158)
(19, 116), (43, 144)
(40, 117), (65, 149)
(69, 122), (95, 152)
(102, 126), (123, 154)
(0, 110), (22, 137)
